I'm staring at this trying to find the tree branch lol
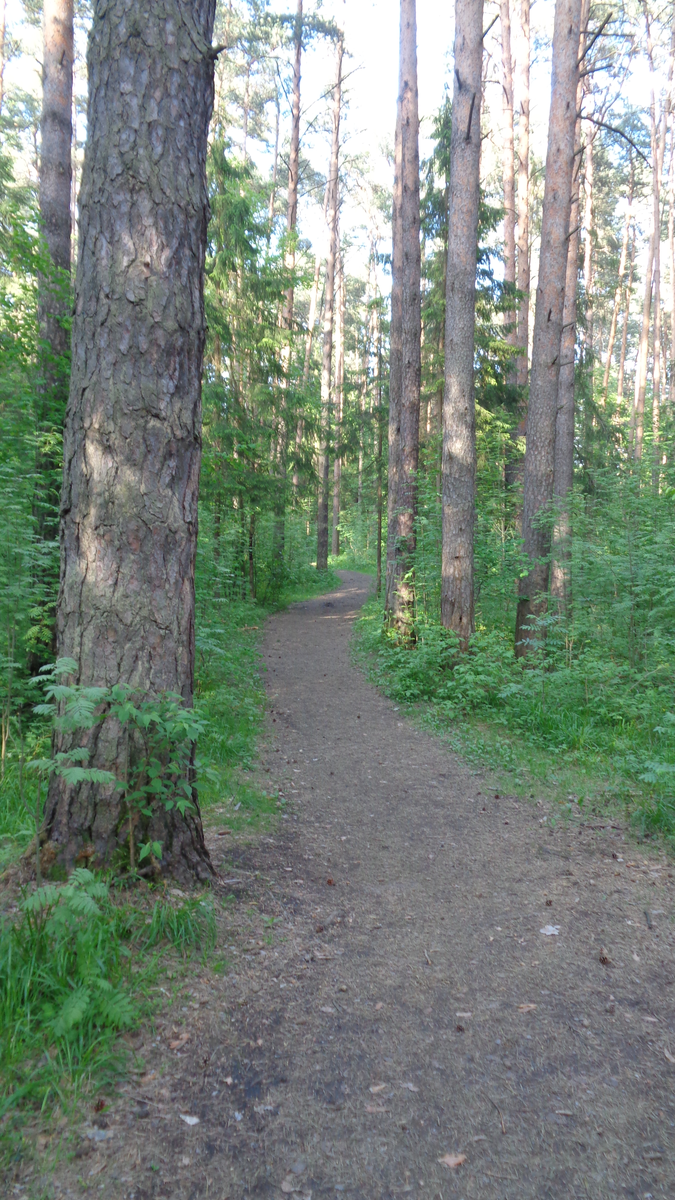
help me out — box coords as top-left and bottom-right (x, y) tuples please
(583, 115), (649, 165)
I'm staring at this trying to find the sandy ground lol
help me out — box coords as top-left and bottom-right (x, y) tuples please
(29, 571), (675, 1200)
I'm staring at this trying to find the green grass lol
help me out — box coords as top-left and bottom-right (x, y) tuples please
(354, 596), (675, 846)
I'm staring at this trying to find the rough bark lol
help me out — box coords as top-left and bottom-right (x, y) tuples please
(332, 249), (344, 557)
(386, 104), (403, 604)
(440, 0), (484, 649)
(386, 0), (421, 635)
(316, 38), (343, 571)
(516, 0), (530, 388)
(45, 0), (218, 881)
(550, 107), (583, 608)
(37, 0), (74, 543)
(515, 0), (582, 656)
(500, 0), (516, 344)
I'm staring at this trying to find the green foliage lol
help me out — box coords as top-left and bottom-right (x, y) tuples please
(0, 869), (217, 1117)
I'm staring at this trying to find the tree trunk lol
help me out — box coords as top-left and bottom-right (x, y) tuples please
(500, 0), (516, 348)
(386, 104), (403, 606)
(316, 38), (343, 571)
(601, 162), (633, 405)
(376, 307), (384, 596)
(332, 249), (344, 557)
(274, 0), (303, 572)
(550, 103), (583, 608)
(516, 0), (530, 388)
(669, 115), (675, 406)
(0, 0), (7, 118)
(515, 0), (582, 656)
(581, 128), (594, 402)
(617, 227), (635, 408)
(440, 0), (484, 649)
(268, 93), (280, 229)
(45, 0), (218, 882)
(633, 5), (672, 460)
(386, 0), (421, 635)
(36, 0), (74, 544)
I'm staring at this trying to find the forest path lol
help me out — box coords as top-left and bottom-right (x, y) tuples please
(51, 572), (675, 1200)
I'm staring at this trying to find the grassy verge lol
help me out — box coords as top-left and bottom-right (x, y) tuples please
(354, 596), (675, 846)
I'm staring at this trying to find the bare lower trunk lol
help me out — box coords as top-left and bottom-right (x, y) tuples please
(332, 251), (344, 557)
(386, 0), (421, 635)
(550, 105), (583, 609)
(45, 0), (217, 881)
(653, 241), (662, 486)
(670, 115), (675, 406)
(317, 39), (343, 571)
(440, 0), (484, 649)
(500, 0), (516, 349)
(515, 0), (582, 656)
(36, 0), (74, 544)
(386, 106), (403, 605)
(516, 0), (531, 389)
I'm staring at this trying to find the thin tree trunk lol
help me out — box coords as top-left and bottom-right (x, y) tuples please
(386, 102), (403, 604)
(316, 38), (343, 571)
(376, 306), (384, 595)
(653, 240), (662, 486)
(332, 248), (344, 557)
(669, 114), (675, 405)
(581, 123), (595, 478)
(500, 0), (516, 348)
(440, 0), (484, 648)
(268, 92), (280, 228)
(274, 0), (303, 568)
(633, 5), (672, 460)
(386, 0), (421, 634)
(515, 0), (582, 656)
(617, 228), (635, 409)
(0, 0), (7, 118)
(45, 0), (217, 881)
(36, 0), (74, 544)
(516, 0), (530, 388)
(602, 162), (634, 404)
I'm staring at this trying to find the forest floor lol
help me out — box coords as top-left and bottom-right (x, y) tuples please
(21, 571), (675, 1200)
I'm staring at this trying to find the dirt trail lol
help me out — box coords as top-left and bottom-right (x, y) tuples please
(43, 572), (675, 1200)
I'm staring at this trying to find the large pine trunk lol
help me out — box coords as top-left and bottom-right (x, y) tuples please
(36, 0), (74, 544)
(440, 0), (484, 649)
(45, 0), (217, 881)
(515, 0), (582, 656)
(386, 0), (421, 635)
(500, 0), (516, 339)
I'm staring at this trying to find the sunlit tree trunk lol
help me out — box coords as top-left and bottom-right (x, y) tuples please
(440, 0), (484, 649)
(36, 0), (74, 544)
(332, 248), (344, 556)
(602, 162), (633, 405)
(386, 0), (421, 635)
(515, 0), (582, 656)
(550, 100), (583, 609)
(500, 0), (516, 349)
(45, 0), (217, 880)
(516, 0), (530, 389)
(317, 38), (343, 570)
